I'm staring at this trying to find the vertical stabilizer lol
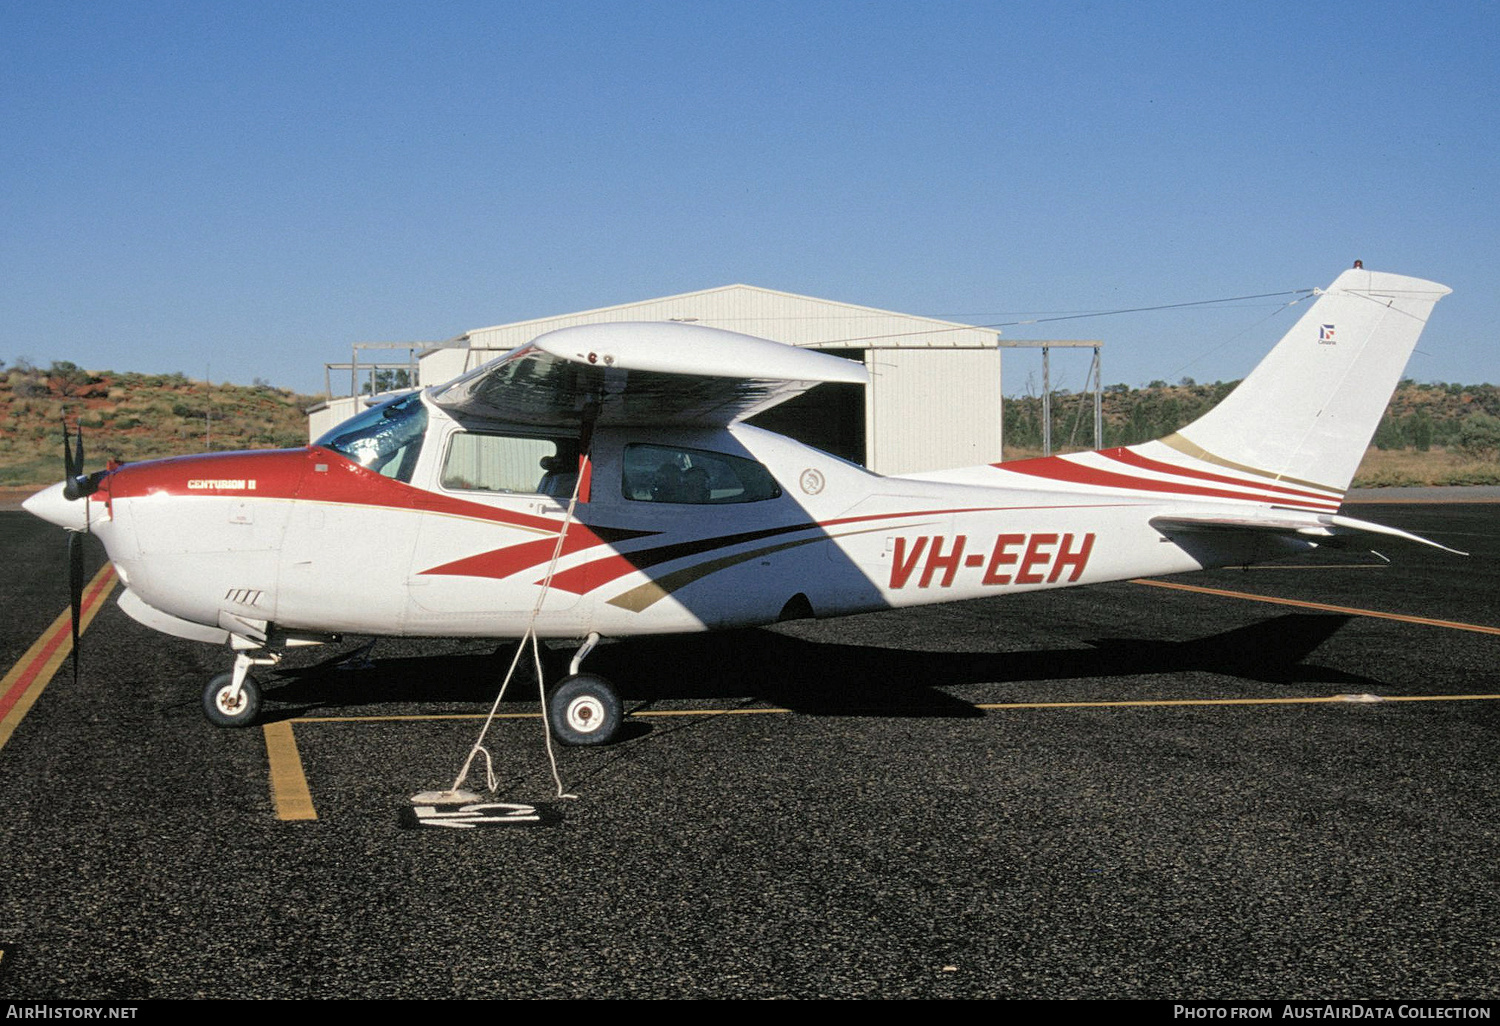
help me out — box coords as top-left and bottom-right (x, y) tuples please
(1158, 268), (1450, 494)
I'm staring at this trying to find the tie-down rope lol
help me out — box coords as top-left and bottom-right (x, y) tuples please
(441, 453), (592, 802)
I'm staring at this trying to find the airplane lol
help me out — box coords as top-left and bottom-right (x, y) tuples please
(23, 266), (1458, 746)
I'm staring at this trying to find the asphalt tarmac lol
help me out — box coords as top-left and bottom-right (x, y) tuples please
(0, 502), (1495, 1000)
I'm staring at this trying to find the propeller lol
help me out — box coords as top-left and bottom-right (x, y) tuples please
(60, 420), (101, 684)
(62, 420), (101, 501)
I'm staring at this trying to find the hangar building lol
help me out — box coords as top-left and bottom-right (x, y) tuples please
(310, 284), (1004, 476)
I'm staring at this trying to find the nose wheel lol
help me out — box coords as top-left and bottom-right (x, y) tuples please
(203, 671), (261, 728)
(202, 649), (279, 728)
(546, 673), (622, 746)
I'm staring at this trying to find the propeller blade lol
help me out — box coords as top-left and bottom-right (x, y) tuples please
(67, 530), (83, 685)
(62, 420), (79, 479)
(63, 421), (80, 500)
(60, 422), (103, 501)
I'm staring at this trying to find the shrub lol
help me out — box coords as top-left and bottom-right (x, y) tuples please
(1454, 413), (1500, 461)
(1372, 415), (1405, 450)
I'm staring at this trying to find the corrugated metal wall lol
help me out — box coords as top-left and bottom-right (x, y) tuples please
(307, 395), (361, 442)
(408, 284), (1004, 476)
(866, 349), (1003, 475)
(447, 285), (998, 366)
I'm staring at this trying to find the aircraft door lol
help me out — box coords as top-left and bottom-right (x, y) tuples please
(574, 433), (808, 628)
(406, 428), (583, 630)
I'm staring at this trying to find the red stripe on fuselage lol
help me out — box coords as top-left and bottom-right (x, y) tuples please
(109, 447), (578, 534)
(1098, 447), (1342, 505)
(419, 527), (653, 580)
(997, 455), (1339, 511)
(108, 448), (309, 500)
(543, 502), (1128, 595)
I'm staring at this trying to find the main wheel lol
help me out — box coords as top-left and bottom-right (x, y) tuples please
(203, 672), (261, 728)
(546, 674), (622, 746)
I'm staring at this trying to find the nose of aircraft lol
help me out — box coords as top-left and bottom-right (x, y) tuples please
(23, 481), (92, 532)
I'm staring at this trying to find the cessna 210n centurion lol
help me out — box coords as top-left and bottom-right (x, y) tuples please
(25, 267), (1456, 745)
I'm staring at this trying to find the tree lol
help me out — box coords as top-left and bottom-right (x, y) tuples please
(1372, 415), (1406, 451)
(362, 368), (412, 395)
(1455, 413), (1500, 461)
(48, 360), (92, 396)
(1407, 410), (1434, 452)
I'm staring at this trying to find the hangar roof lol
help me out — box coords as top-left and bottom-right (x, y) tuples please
(436, 283), (1000, 357)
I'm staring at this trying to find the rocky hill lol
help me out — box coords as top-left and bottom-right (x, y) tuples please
(2, 360), (1496, 489)
(0, 360), (317, 487)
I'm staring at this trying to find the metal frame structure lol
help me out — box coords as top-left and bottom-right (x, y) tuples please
(323, 341), (449, 399)
(997, 340), (1103, 455)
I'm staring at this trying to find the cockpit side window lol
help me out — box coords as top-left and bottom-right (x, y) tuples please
(441, 431), (579, 496)
(622, 443), (781, 504)
(315, 393), (428, 483)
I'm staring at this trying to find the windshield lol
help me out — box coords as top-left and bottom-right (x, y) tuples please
(315, 392), (428, 482)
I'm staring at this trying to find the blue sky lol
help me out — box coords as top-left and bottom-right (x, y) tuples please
(3, 1), (1496, 396)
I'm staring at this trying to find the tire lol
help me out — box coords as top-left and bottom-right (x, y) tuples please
(546, 674), (622, 746)
(203, 672), (261, 728)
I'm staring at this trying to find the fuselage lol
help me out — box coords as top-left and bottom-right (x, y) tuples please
(37, 393), (1309, 646)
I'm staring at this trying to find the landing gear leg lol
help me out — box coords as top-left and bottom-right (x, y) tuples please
(202, 650), (279, 728)
(545, 633), (622, 746)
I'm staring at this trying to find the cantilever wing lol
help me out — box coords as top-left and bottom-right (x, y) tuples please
(428, 322), (869, 428)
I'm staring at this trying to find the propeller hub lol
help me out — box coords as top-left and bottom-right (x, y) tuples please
(23, 481), (91, 533)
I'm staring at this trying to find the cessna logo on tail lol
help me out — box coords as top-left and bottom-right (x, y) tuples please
(889, 532), (1096, 589)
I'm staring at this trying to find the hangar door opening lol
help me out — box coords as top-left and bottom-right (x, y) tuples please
(746, 348), (867, 467)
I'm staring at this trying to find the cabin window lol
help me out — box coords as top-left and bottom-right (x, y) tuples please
(316, 392), (428, 483)
(441, 431), (579, 496)
(622, 443), (781, 505)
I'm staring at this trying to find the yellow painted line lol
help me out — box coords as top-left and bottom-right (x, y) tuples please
(272, 687), (1498, 821)
(295, 711), (540, 724)
(1132, 578), (1500, 636)
(975, 694), (1500, 711)
(632, 707), (793, 717)
(1343, 497), (1500, 505)
(0, 563), (118, 752)
(1378, 694), (1500, 703)
(288, 692), (1500, 725)
(263, 721), (318, 821)
(1239, 563), (1389, 570)
(292, 706), (794, 725)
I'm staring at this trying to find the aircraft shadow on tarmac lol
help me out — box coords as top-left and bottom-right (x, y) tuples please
(260, 612), (1379, 723)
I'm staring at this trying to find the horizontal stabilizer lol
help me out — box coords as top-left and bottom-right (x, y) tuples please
(1324, 512), (1468, 555)
(1150, 512), (1467, 556)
